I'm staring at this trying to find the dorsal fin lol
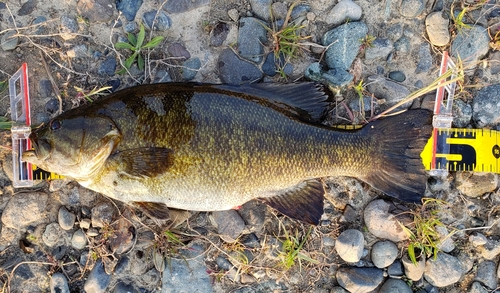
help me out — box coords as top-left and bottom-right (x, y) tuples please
(214, 83), (333, 123)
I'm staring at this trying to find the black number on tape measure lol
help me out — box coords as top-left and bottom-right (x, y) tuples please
(493, 145), (500, 159)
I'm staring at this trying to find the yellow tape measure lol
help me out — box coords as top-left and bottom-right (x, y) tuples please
(421, 128), (500, 173)
(32, 165), (64, 180)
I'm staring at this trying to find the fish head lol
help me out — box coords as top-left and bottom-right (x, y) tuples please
(22, 114), (121, 180)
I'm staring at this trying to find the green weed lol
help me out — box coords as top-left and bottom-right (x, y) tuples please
(451, 5), (471, 33)
(278, 225), (318, 271)
(359, 35), (376, 50)
(0, 117), (12, 131)
(74, 85), (112, 102)
(114, 23), (164, 74)
(400, 198), (454, 265)
(152, 229), (186, 272)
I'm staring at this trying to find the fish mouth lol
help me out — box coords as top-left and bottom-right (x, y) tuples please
(29, 132), (52, 161)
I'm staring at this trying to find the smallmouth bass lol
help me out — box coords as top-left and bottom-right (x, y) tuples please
(22, 83), (432, 224)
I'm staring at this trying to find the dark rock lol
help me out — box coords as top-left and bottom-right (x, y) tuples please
(116, 0), (143, 21)
(98, 56), (116, 76)
(216, 256), (234, 270)
(451, 25), (489, 67)
(113, 282), (136, 293)
(388, 260), (404, 277)
(240, 233), (261, 249)
(470, 282), (490, 293)
(123, 22), (136, 33)
(0, 2), (6, 9)
(452, 99), (472, 127)
(107, 79), (121, 91)
(91, 202), (116, 228)
(394, 36), (410, 53)
(39, 79), (53, 98)
(322, 22), (368, 70)
(162, 0), (210, 13)
(182, 57), (201, 80)
(50, 273), (70, 293)
(168, 43), (190, 60)
(271, 2), (288, 20)
(218, 49), (263, 84)
(366, 75), (412, 109)
(472, 84), (500, 128)
(153, 70), (172, 83)
(18, 0), (37, 16)
(210, 22), (230, 47)
(415, 43), (433, 74)
(365, 38), (393, 61)
(238, 201), (266, 233)
(386, 24), (403, 41)
(262, 52), (292, 77)
(142, 10), (172, 31)
(379, 278), (412, 293)
(32, 16), (47, 34)
(58, 206), (76, 231)
(249, 0), (272, 21)
(77, 0), (114, 22)
(1, 31), (19, 51)
(60, 15), (78, 39)
(238, 17), (267, 63)
(474, 260), (497, 289)
(400, 0), (424, 18)
(212, 209), (246, 242)
(336, 267), (384, 292)
(291, 4), (310, 19)
(305, 63), (353, 87)
(388, 71), (406, 82)
(51, 246), (67, 260)
(84, 260), (111, 292)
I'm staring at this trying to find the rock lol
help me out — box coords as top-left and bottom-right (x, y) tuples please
(66, 44), (88, 58)
(212, 209), (246, 242)
(142, 10), (171, 31)
(271, 2), (288, 20)
(80, 218), (91, 229)
(71, 229), (88, 250)
(472, 84), (500, 128)
(435, 225), (455, 253)
(77, 0), (114, 23)
(479, 239), (500, 259)
(388, 260), (404, 277)
(210, 22), (230, 47)
(452, 99), (472, 127)
(394, 36), (410, 53)
(322, 22), (368, 70)
(402, 253), (425, 281)
(388, 71), (406, 82)
(18, 0), (37, 16)
(42, 223), (65, 247)
(451, 25), (490, 67)
(366, 75), (412, 109)
(424, 253), (463, 287)
(425, 12), (450, 46)
(371, 240), (398, 268)
(182, 57), (201, 80)
(153, 69), (172, 83)
(237, 17), (267, 63)
(490, 51), (500, 75)
(291, 4), (310, 19)
(98, 56), (116, 76)
(116, 0), (143, 21)
(400, 0), (424, 18)
(91, 202), (116, 228)
(305, 63), (353, 87)
(470, 233), (488, 247)
(455, 172), (498, 197)
(162, 0), (210, 13)
(249, 0), (272, 21)
(2, 192), (49, 229)
(364, 38), (393, 61)
(228, 9), (239, 22)
(50, 273), (70, 293)
(326, 0), (362, 26)
(238, 200), (266, 233)
(113, 282), (136, 293)
(335, 229), (364, 262)
(58, 206), (76, 231)
(1, 31), (19, 51)
(470, 282), (489, 293)
(336, 267), (384, 293)
(168, 43), (191, 60)
(240, 233), (260, 249)
(218, 49), (263, 84)
(415, 43), (433, 74)
(474, 260), (497, 289)
(60, 15), (78, 40)
(84, 259), (111, 292)
(379, 278), (412, 293)
(39, 79), (53, 98)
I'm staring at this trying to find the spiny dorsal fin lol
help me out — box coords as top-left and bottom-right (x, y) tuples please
(133, 201), (170, 220)
(259, 180), (325, 225)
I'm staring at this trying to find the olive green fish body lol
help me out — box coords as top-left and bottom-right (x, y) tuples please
(23, 83), (432, 224)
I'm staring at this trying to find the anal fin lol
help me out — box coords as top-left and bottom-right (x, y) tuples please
(259, 180), (325, 225)
(133, 201), (170, 220)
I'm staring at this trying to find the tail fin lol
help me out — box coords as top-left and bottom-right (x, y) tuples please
(360, 110), (433, 203)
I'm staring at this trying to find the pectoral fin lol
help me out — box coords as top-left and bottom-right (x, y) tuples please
(259, 180), (325, 225)
(133, 201), (170, 220)
(109, 147), (174, 179)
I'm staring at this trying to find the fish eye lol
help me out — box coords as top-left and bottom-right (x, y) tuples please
(50, 119), (62, 131)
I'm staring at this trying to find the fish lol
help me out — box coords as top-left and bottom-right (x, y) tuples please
(22, 83), (433, 225)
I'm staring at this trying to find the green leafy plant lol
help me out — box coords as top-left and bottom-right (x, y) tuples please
(152, 229), (186, 272)
(360, 35), (376, 51)
(400, 198), (454, 265)
(114, 23), (164, 74)
(278, 225), (318, 271)
(0, 117), (12, 131)
(451, 5), (471, 33)
(490, 31), (500, 51)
